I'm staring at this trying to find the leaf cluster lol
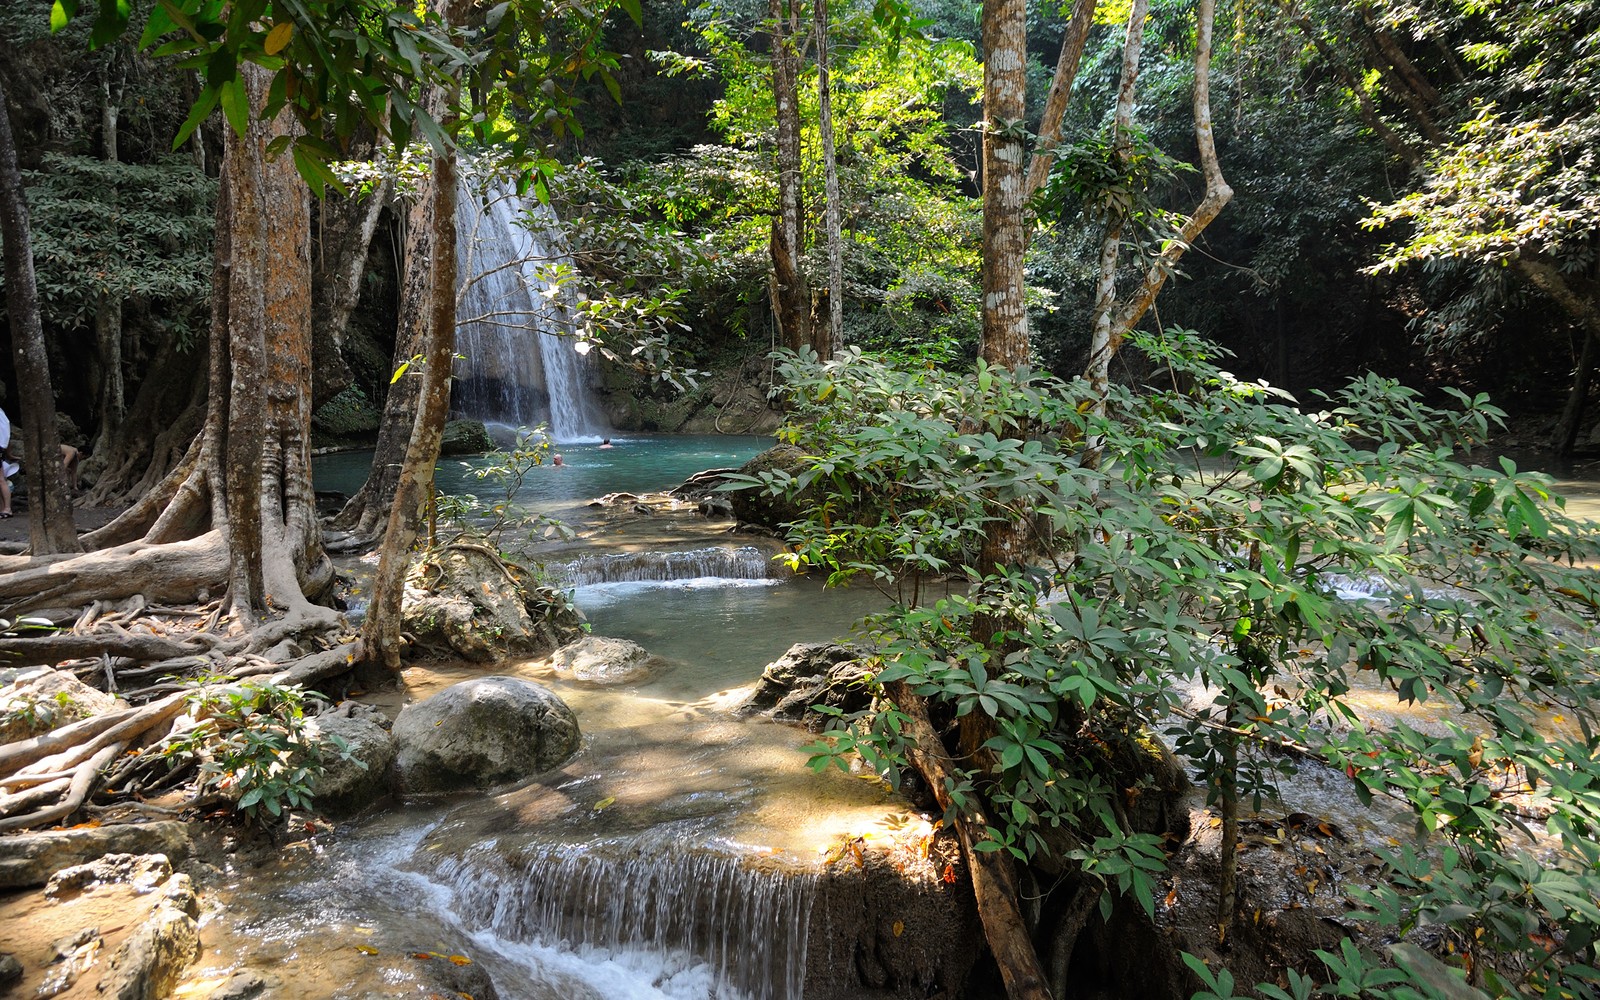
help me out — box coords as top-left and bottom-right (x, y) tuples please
(745, 331), (1600, 996)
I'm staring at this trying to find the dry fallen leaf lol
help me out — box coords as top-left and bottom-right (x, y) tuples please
(892, 921), (904, 938)
(448, 955), (472, 966)
(354, 945), (379, 956)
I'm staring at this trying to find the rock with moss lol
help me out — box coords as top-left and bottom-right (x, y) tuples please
(735, 642), (875, 730)
(310, 385), (381, 441)
(727, 444), (821, 530)
(439, 419), (494, 456)
(401, 545), (585, 662)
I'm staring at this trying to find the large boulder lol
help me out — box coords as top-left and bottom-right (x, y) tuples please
(735, 642), (875, 730)
(548, 636), (654, 686)
(402, 545), (585, 662)
(305, 703), (396, 816)
(392, 677), (580, 793)
(439, 418), (494, 456)
(0, 668), (124, 745)
(726, 444), (819, 530)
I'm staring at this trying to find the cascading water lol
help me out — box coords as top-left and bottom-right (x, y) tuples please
(547, 545), (788, 588)
(435, 839), (817, 1000)
(454, 175), (610, 441)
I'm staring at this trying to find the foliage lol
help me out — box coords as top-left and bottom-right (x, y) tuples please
(433, 429), (575, 552)
(1364, 111), (1600, 272)
(54, 0), (637, 196)
(733, 332), (1600, 996)
(550, 3), (985, 362)
(21, 153), (214, 347)
(165, 681), (356, 823)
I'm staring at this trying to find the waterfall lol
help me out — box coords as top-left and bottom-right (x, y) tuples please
(454, 175), (610, 441)
(438, 841), (817, 1000)
(547, 546), (788, 588)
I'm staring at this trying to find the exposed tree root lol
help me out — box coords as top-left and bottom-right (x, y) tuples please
(0, 743), (124, 833)
(0, 533), (229, 616)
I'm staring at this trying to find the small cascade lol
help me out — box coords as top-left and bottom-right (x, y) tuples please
(548, 545), (787, 588)
(454, 175), (610, 441)
(437, 842), (817, 1000)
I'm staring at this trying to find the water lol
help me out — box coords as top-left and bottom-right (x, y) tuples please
(454, 175), (610, 441)
(219, 433), (897, 999)
(314, 434), (771, 519)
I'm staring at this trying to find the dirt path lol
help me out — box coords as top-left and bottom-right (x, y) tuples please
(0, 504), (127, 549)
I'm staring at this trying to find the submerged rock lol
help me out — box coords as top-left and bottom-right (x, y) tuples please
(401, 544), (585, 662)
(736, 642), (876, 730)
(548, 635), (654, 685)
(392, 676), (580, 793)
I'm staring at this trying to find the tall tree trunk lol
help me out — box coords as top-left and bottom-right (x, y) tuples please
(1555, 327), (1596, 456)
(979, 0), (1031, 370)
(362, 146), (458, 673)
(1025, 0), (1099, 202)
(814, 0), (843, 360)
(311, 163), (392, 409)
(1083, 0), (1230, 470)
(96, 64), (334, 622)
(0, 72), (81, 554)
(330, 189), (434, 543)
(1518, 258), (1600, 454)
(768, 0), (813, 355)
(92, 54), (126, 458)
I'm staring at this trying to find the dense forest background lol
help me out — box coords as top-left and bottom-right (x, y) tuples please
(3, 0), (1598, 473)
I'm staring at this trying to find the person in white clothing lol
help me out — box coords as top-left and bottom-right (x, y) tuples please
(0, 408), (16, 518)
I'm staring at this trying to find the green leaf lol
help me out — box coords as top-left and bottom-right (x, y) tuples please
(218, 76), (249, 139)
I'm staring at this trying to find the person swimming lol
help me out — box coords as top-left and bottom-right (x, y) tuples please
(551, 453), (565, 466)
(599, 437), (613, 449)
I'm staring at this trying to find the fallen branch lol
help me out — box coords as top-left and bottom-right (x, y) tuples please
(0, 692), (186, 775)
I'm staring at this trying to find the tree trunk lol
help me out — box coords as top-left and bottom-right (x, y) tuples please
(814, 0), (843, 360)
(769, 0), (813, 355)
(0, 71), (81, 555)
(1025, 0), (1099, 202)
(1084, 0), (1230, 469)
(891, 682), (1053, 1000)
(311, 171), (392, 409)
(1517, 258), (1600, 454)
(91, 55), (127, 457)
(330, 190), (434, 543)
(362, 145), (458, 674)
(979, 0), (1031, 370)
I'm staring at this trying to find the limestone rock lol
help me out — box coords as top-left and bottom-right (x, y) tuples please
(736, 642), (875, 730)
(97, 872), (200, 1000)
(402, 546), (585, 662)
(305, 703), (396, 816)
(44, 853), (172, 898)
(0, 822), (191, 889)
(549, 636), (654, 686)
(0, 668), (124, 745)
(0, 952), (21, 989)
(392, 677), (580, 793)
(726, 444), (818, 530)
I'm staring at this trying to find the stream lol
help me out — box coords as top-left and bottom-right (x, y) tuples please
(171, 438), (1600, 1000)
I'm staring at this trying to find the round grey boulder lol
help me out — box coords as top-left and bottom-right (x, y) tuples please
(392, 677), (579, 793)
(550, 636), (653, 685)
(305, 704), (397, 816)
